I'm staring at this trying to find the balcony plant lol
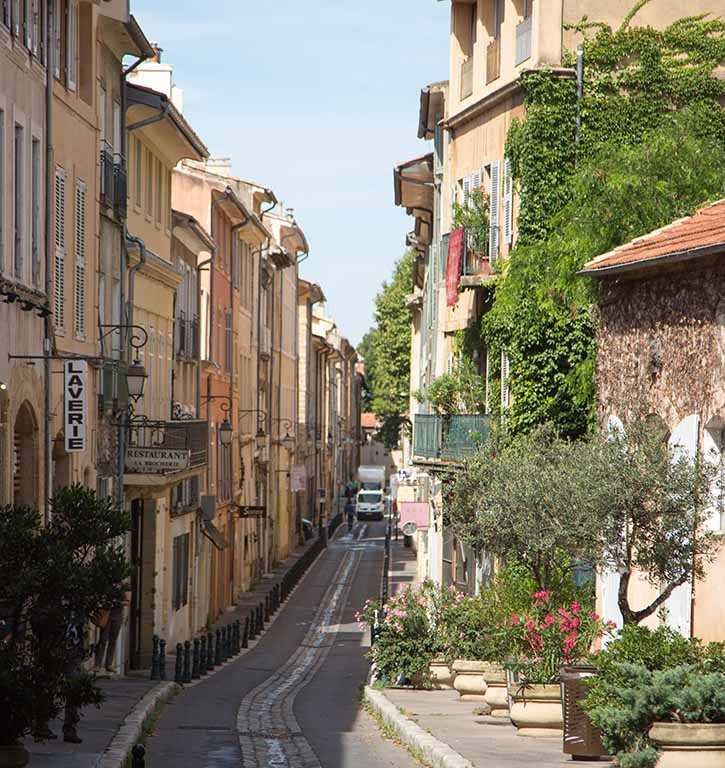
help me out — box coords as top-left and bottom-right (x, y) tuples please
(418, 357), (487, 417)
(0, 487), (129, 765)
(505, 590), (611, 737)
(452, 188), (489, 258)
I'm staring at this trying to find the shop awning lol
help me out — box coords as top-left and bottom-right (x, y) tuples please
(201, 520), (229, 551)
(398, 502), (431, 531)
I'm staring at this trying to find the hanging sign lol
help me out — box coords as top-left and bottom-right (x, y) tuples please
(64, 360), (88, 453)
(125, 447), (191, 473)
(290, 465), (306, 492)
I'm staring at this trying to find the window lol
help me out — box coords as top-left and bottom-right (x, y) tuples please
(232, 237), (240, 290)
(155, 157), (161, 225)
(12, 0), (19, 37)
(166, 169), (171, 230)
(1, 0), (8, 28)
(134, 138), (141, 205)
(31, 138), (40, 285)
(73, 179), (86, 339)
(53, 167), (66, 330)
(14, 124), (23, 280)
(30, 0), (39, 56)
(217, 432), (231, 502)
(493, 0), (503, 38)
(145, 147), (153, 216)
(172, 533), (190, 610)
(467, 3), (476, 54)
(224, 308), (232, 372)
(66, 0), (76, 90)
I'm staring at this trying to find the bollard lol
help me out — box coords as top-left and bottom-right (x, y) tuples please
(131, 744), (146, 768)
(174, 643), (183, 684)
(258, 601), (264, 628)
(150, 635), (160, 681)
(264, 594), (270, 622)
(242, 616), (249, 648)
(199, 635), (207, 676)
(207, 633), (214, 671)
(159, 639), (167, 681)
(215, 628), (222, 666)
(221, 626), (229, 662)
(231, 622), (237, 656)
(235, 619), (241, 653)
(192, 638), (200, 679)
(182, 640), (192, 683)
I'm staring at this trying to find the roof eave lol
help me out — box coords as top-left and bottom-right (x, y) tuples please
(579, 243), (725, 279)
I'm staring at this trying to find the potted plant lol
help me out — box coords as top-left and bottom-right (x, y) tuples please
(506, 591), (609, 738)
(424, 583), (462, 690)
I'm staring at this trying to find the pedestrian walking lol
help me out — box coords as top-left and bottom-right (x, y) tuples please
(94, 603), (124, 673)
(345, 498), (355, 532)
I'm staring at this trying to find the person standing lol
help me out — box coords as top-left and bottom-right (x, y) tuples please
(345, 498), (355, 532)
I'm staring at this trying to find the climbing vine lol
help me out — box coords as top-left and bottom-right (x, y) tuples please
(482, 3), (725, 437)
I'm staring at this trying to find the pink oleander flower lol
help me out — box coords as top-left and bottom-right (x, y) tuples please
(543, 613), (555, 627)
(510, 613), (520, 626)
(571, 601), (581, 614)
(533, 590), (550, 603)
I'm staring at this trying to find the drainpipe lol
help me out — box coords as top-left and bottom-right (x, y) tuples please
(195, 254), (213, 416)
(125, 234), (146, 342)
(43, 0), (55, 522)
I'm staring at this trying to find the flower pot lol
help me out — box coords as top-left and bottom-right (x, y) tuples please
(452, 660), (488, 701)
(0, 745), (30, 768)
(429, 659), (456, 690)
(649, 722), (725, 768)
(481, 663), (509, 717)
(509, 683), (563, 737)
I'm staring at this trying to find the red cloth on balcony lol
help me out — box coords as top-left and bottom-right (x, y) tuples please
(446, 227), (465, 306)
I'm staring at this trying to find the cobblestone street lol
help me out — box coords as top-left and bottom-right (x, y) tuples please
(145, 523), (419, 767)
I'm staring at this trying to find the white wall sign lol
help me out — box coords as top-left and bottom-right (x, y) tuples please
(64, 360), (87, 453)
(291, 465), (306, 493)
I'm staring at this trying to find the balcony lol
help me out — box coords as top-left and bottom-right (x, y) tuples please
(176, 311), (199, 359)
(124, 418), (208, 486)
(114, 160), (127, 219)
(413, 414), (491, 463)
(486, 37), (501, 84)
(100, 144), (115, 210)
(460, 57), (473, 100)
(460, 235), (496, 288)
(516, 15), (532, 66)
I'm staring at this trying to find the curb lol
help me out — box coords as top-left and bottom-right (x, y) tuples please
(364, 685), (474, 768)
(98, 681), (178, 768)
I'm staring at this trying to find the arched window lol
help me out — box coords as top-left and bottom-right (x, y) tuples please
(13, 401), (39, 508)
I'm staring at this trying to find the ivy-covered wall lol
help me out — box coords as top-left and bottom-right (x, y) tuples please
(481, 5), (725, 437)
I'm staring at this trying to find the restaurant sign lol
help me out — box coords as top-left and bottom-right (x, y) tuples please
(125, 447), (191, 473)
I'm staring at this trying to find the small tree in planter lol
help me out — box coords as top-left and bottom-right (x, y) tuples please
(0, 486), (129, 759)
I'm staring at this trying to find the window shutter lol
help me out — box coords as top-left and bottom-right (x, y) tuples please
(488, 160), (500, 262)
(54, 168), (66, 331)
(503, 157), (513, 246)
(500, 349), (510, 410)
(471, 168), (482, 191)
(66, 1), (76, 91)
(73, 179), (86, 339)
(52, 0), (60, 79)
(462, 176), (471, 207)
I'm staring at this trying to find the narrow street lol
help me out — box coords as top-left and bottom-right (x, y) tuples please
(145, 522), (419, 767)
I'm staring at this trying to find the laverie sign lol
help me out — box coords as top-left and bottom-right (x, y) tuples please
(125, 447), (191, 474)
(64, 361), (87, 453)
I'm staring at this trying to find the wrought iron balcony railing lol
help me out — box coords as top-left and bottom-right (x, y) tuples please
(100, 144), (115, 210)
(176, 312), (199, 359)
(413, 414), (491, 462)
(125, 417), (208, 475)
(114, 160), (127, 219)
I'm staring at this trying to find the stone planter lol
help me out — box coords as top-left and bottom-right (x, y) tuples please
(481, 663), (509, 717)
(649, 722), (725, 768)
(508, 683), (563, 737)
(429, 659), (456, 690)
(0, 745), (30, 768)
(452, 660), (488, 701)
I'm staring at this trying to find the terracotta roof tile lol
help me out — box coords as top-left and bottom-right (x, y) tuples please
(581, 200), (725, 276)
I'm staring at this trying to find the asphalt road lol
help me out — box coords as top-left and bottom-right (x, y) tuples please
(145, 521), (419, 767)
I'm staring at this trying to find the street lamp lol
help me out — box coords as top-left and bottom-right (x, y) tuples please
(219, 418), (233, 447)
(126, 359), (147, 403)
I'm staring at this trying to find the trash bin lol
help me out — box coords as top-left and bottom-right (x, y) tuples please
(560, 664), (608, 760)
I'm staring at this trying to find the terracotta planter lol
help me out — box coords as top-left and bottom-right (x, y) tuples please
(481, 663), (509, 717)
(650, 722), (725, 768)
(452, 660), (488, 701)
(429, 659), (456, 690)
(508, 683), (563, 737)
(0, 745), (29, 768)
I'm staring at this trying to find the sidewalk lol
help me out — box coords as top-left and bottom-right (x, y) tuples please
(389, 532), (420, 596)
(23, 532), (324, 768)
(367, 687), (612, 767)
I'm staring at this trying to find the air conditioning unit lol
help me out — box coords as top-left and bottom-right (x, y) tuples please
(200, 495), (216, 522)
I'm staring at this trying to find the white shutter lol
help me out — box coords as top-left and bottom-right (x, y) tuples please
(53, 168), (66, 331)
(500, 350), (510, 410)
(462, 176), (471, 207)
(503, 157), (513, 245)
(488, 160), (500, 262)
(53, 0), (61, 79)
(73, 179), (86, 339)
(471, 169), (482, 192)
(665, 415), (699, 637)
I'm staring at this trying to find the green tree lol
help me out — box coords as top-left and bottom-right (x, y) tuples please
(356, 328), (377, 411)
(369, 250), (414, 448)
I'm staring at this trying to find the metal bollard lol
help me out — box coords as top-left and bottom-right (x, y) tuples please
(174, 643), (183, 684)
(242, 616), (249, 648)
(199, 635), (207, 676)
(192, 638), (200, 679)
(265, 594), (270, 622)
(235, 619), (241, 653)
(182, 640), (192, 683)
(221, 626), (229, 661)
(159, 639), (166, 681)
(207, 632), (214, 671)
(131, 744), (146, 768)
(215, 628), (222, 666)
(150, 635), (160, 680)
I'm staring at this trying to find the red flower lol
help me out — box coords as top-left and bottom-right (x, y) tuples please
(510, 613), (520, 626)
(543, 613), (556, 627)
(571, 601), (581, 614)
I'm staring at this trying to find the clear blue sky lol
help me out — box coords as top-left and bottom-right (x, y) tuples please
(131, 1), (450, 346)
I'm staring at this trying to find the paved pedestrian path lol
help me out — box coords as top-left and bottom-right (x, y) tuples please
(389, 533), (420, 596)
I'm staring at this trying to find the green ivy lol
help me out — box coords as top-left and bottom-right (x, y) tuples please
(483, 4), (725, 437)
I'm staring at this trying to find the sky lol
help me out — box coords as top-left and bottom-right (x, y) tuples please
(131, 0), (451, 346)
